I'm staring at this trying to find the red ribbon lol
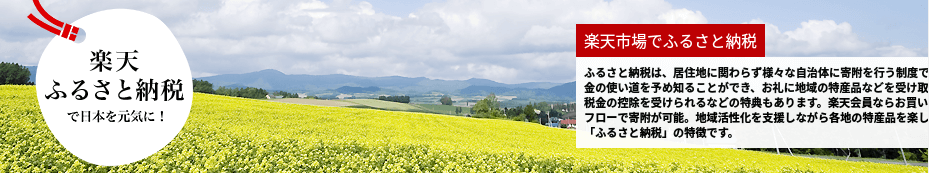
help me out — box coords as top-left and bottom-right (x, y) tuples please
(27, 0), (79, 41)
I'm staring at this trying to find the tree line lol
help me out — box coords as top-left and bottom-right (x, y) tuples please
(378, 95), (410, 103)
(194, 79), (308, 99)
(470, 93), (548, 124)
(215, 86), (268, 99)
(194, 79), (267, 99)
(270, 91), (300, 98)
(520, 101), (567, 126)
(0, 62), (32, 85)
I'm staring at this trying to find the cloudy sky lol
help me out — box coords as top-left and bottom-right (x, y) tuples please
(0, 0), (926, 84)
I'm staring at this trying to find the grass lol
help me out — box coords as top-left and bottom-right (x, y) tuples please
(339, 99), (425, 111)
(415, 104), (471, 115)
(265, 98), (361, 107)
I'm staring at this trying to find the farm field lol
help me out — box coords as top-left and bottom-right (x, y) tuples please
(266, 98), (360, 107)
(415, 104), (471, 115)
(1, 85), (926, 172)
(339, 99), (425, 111)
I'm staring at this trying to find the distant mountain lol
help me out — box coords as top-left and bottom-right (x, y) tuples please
(459, 86), (516, 96)
(222, 83), (250, 89)
(26, 66), (37, 83)
(197, 69), (566, 96)
(464, 78), (561, 89)
(458, 81), (576, 101)
(544, 81), (576, 99)
(336, 86), (380, 93)
(23, 66), (576, 101)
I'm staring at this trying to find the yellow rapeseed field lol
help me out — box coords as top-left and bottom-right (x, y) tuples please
(1, 85), (925, 172)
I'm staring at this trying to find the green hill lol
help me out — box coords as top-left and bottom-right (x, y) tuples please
(340, 99), (426, 112)
(0, 85), (924, 172)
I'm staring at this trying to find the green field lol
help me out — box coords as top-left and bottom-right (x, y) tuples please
(415, 104), (471, 116)
(339, 99), (426, 111)
(1, 85), (926, 172)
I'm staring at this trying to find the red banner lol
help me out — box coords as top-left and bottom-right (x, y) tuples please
(576, 24), (765, 57)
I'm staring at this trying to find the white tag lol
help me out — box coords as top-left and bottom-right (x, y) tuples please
(35, 9), (192, 166)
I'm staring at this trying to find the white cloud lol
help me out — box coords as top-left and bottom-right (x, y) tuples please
(192, 71), (218, 78)
(6, 0), (923, 84)
(0, 37), (51, 66)
(874, 45), (921, 57)
(520, 25), (573, 46)
(466, 63), (518, 81)
(0, 0), (708, 83)
(173, 0), (280, 37)
(298, 0), (329, 10)
(749, 19), (926, 57)
(352, 1), (375, 15)
(659, 8), (707, 24)
(157, 0), (710, 83)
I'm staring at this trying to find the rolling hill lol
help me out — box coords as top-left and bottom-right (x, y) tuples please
(196, 69), (573, 100)
(1, 85), (923, 172)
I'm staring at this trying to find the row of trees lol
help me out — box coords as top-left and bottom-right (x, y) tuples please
(194, 79), (313, 99)
(470, 93), (543, 123)
(378, 95), (410, 103)
(551, 102), (575, 113)
(193, 79), (268, 99)
(0, 62), (31, 85)
(519, 101), (567, 125)
(215, 86), (268, 99)
(527, 102), (572, 115)
(193, 79), (214, 93)
(271, 91), (299, 98)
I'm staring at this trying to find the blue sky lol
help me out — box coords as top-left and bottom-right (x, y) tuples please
(357, 0), (443, 17)
(667, 0), (928, 49)
(0, 0), (926, 84)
